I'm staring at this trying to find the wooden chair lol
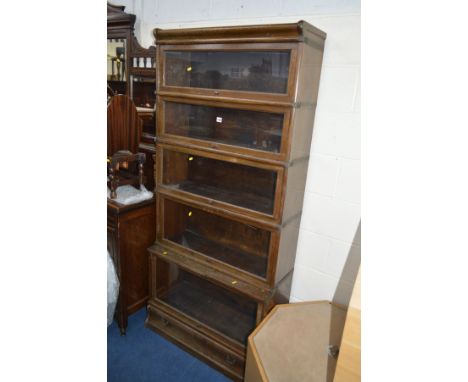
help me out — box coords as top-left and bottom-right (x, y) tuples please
(107, 94), (146, 199)
(107, 84), (116, 104)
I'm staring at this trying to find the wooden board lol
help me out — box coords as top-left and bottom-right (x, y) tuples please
(334, 268), (361, 382)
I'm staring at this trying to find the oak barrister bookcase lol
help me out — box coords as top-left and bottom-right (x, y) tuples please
(146, 21), (326, 381)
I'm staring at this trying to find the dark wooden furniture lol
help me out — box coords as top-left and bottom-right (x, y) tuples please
(108, 199), (155, 335)
(107, 4), (157, 334)
(107, 2), (157, 189)
(107, 94), (142, 155)
(146, 21), (326, 380)
(107, 94), (155, 335)
(107, 94), (146, 198)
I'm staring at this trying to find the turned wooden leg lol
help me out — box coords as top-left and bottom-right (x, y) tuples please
(118, 319), (127, 336)
(109, 167), (117, 199)
(116, 297), (128, 336)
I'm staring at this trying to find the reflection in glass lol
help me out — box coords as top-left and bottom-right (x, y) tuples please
(163, 198), (270, 278)
(155, 256), (258, 344)
(163, 149), (277, 215)
(165, 51), (291, 94)
(164, 102), (284, 153)
(130, 75), (156, 109)
(107, 39), (127, 96)
(140, 113), (156, 136)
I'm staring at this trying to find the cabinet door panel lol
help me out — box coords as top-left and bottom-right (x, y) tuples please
(162, 198), (271, 279)
(130, 75), (156, 109)
(159, 43), (298, 101)
(163, 100), (286, 154)
(153, 256), (258, 346)
(165, 50), (290, 94)
(160, 146), (282, 218)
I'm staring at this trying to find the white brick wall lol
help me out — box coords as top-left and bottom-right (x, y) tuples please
(114, 0), (361, 307)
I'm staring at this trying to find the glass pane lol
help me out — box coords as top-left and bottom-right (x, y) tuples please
(163, 149), (277, 215)
(107, 39), (127, 94)
(155, 257), (257, 344)
(164, 102), (284, 153)
(140, 113), (155, 136)
(130, 75), (156, 109)
(163, 198), (270, 278)
(165, 51), (290, 94)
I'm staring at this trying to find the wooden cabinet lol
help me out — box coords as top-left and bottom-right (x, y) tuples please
(107, 198), (155, 335)
(160, 46), (294, 96)
(157, 144), (283, 220)
(146, 21), (326, 381)
(157, 194), (275, 282)
(158, 96), (290, 157)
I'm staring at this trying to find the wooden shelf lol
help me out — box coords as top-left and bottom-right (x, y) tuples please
(129, 67), (156, 76)
(146, 300), (246, 381)
(161, 146), (279, 217)
(158, 272), (257, 345)
(161, 196), (272, 282)
(161, 98), (284, 154)
(136, 106), (155, 113)
(170, 230), (268, 278)
(171, 181), (274, 215)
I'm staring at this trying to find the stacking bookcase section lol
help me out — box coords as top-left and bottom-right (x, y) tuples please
(156, 143), (284, 221)
(157, 96), (292, 161)
(150, 255), (259, 344)
(155, 193), (281, 286)
(147, 21), (326, 381)
(161, 198), (270, 279)
(147, 252), (271, 381)
(158, 44), (298, 103)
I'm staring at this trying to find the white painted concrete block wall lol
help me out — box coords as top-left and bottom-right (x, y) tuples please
(114, 0), (361, 306)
